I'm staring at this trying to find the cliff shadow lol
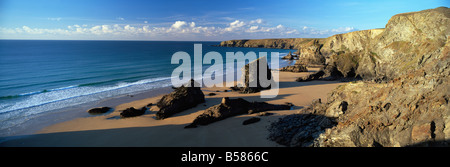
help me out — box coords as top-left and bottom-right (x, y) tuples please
(277, 80), (347, 90)
(0, 110), (292, 147)
(406, 140), (450, 147)
(161, 93), (296, 119)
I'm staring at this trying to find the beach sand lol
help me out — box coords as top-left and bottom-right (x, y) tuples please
(0, 68), (345, 147)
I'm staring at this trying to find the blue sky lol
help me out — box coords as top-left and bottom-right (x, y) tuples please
(0, 0), (447, 41)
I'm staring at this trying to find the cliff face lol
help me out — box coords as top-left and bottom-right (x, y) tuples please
(322, 7), (449, 80)
(320, 29), (384, 57)
(315, 39), (449, 146)
(219, 38), (324, 50)
(264, 7), (450, 147)
(219, 8), (449, 81)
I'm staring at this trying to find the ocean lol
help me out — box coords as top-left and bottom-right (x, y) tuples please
(0, 40), (296, 137)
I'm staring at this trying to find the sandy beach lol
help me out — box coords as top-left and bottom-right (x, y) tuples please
(0, 68), (345, 147)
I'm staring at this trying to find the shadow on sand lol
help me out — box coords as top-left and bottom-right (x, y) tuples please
(0, 79), (343, 147)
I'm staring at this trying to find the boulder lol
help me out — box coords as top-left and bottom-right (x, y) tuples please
(185, 97), (290, 128)
(87, 107), (112, 114)
(279, 64), (308, 73)
(120, 107), (146, 118)
(281, 51), (297, 60)
(156, 79), (205, 120)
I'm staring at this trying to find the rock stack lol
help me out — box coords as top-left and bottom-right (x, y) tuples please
(232, 56), (275, 93)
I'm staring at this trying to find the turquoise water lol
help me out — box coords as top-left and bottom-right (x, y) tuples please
(0, 40), (295, 136)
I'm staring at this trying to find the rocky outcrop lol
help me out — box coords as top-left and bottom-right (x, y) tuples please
(156, 79), (205, 119)
(219, 38), (327, 68)
(279, 63), (308, 73)
(218, 38), (324, 50)
(281, 51), (297, 60)
(315, 53), (449, 147)
(320, 29), (384, 57)
(87, 107), (112, 115)
(185, 97), (290, 128)
(120, 107), (147, 118)
(268, 113), (336, 147)
(296, 70), (325, 82)
(296, 39), (325, 65)
(269, 7), (450, 147)
(318, 7), (449, 80)
(232, 56), (275, 93)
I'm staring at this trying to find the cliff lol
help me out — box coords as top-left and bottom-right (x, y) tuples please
(219, 38), (325, 50)
(262, 7), (450, 147)
(321, 7), (449, 80)
(219, 7), (449, 81)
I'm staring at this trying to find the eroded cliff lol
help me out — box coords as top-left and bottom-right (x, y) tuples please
(263, 7), (450, 147)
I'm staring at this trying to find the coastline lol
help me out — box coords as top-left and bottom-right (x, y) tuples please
(0, 67), (346, 147)
(0, 86), (173, 138)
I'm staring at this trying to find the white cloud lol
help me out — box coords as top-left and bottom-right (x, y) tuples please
(0, 19), (357, 40)
(331, 27), (355, 33)
(249, 19), (263, 24)
(230, 20), (245, 27)
(117, 17), (125, 21)
(249, 26), (258, 31)
(171, 21), (187, 29)
(224, 20), (245, 32)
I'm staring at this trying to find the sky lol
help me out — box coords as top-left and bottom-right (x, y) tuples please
(0, 0), (448, 41)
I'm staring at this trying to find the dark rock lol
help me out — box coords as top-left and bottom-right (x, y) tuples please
(146, 103), (153, 107)
(247, 101), (291, 114)
(267, 114), (336, 147)
(281, 51), (297, 60)
(120, 107), (146, 118)
(243, 117), (261, 125)
(208, 93), (217, 96)
(87, 107), (112, 114)
(383, 103), (391, 111)
(156, 79), (205, 120)
(285, 102), (294, 107)
(235, 56), (274, 93)
(279, 64), (308, 73)
(338, 101), (348, 113)
(185, 97), (290, 128)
